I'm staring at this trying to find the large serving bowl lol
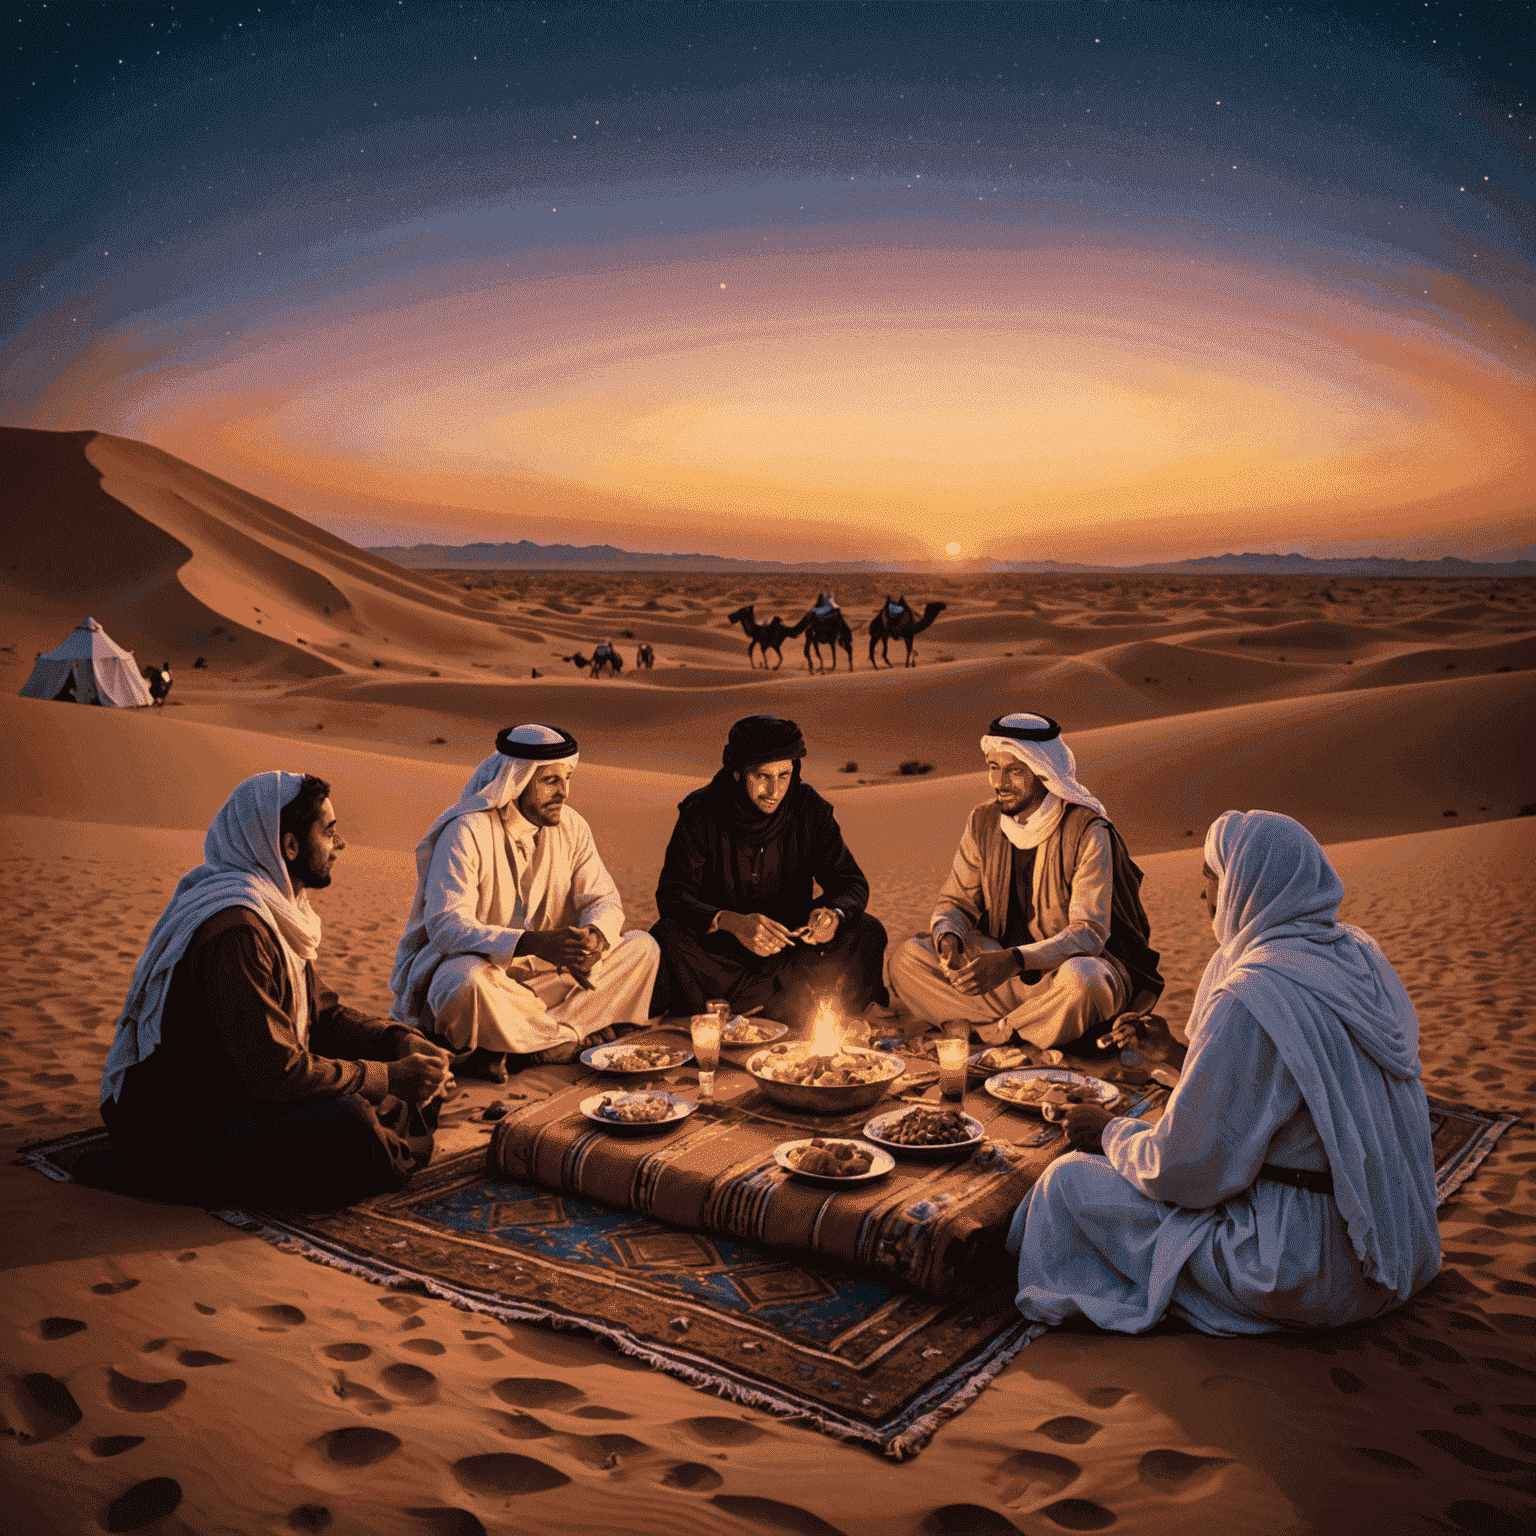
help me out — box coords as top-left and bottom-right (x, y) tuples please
(744, 1043), (906, 1114)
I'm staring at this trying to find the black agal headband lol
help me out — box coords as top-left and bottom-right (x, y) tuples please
(987, 713), (1062, 742)
(495, 723), (579, 760)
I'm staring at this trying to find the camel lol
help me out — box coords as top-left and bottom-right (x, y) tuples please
(727, 604), (795, 670)
(635, 643), (655, 669)
(590, 641), (623, 679)
(143, 661), (173, 705)
(790, 600), (854, 674)
(868, 597), (947, 668)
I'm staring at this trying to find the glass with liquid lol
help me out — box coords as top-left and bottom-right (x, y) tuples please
(690, 1013), (723, 1102)
(936, 1038), (969, 1102)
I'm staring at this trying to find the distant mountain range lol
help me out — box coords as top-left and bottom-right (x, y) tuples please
(368, 539), (1536, 578)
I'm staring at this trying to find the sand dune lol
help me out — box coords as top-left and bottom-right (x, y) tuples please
(5, 429), (1536, 1535)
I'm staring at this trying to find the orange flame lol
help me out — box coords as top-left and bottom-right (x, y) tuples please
(809, 1000), (841, 1056)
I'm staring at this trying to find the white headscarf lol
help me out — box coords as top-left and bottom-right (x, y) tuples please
(980, 713), (1109, 849)
(389, 726), (578, 1025)
(101, 772), (323, 1103)
(1191, 809), (1439, 1298)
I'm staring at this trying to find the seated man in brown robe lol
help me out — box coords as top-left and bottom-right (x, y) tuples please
(100, 772), (451, 1207)
(649, 715), (887, 1028)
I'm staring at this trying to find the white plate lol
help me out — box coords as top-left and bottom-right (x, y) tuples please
(580, 1091), (697, 1132)
(720, 1017), (790, 1047)
(773, 1137), (894, 1185)
(581, 1042), (694, 1073)
(983, 1067), (1122, 1115)
(862, 1107), (985, 1157)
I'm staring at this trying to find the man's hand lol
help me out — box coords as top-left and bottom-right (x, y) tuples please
(387, 1051), (450, 1106)
(567, 926), (608, 991)
(717, 910), (794, 957)
(803, 906), (841, 945)
(937, 933), (964, 971)
(517, 926), (606, 971)
(951, 947), (1023, 996)
(1107, 1012), (1186, 1067)
(1061, 1103), (1117, 1155)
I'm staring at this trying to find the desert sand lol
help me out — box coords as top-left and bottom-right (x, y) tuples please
(2, 425), (1534, 1535)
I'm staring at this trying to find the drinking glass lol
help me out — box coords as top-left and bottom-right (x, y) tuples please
(936, 1038), (968, 1102)
(690, 1013), (723, 1102)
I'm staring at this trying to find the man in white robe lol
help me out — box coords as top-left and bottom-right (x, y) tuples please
(1007, 809), (1441, 1335)
(390, 724), (660, 1080)
(889, 712), (1161, 1047)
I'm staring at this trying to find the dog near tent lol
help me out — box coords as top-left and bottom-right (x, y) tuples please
(18, 617), (154, 707)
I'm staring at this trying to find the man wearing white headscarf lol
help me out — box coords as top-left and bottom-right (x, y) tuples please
(1005, 809), (1441, 1334)
(390, 723), (659, 1080)
(100, 772), (450, 1207)
(889, 713), (1161, 1048)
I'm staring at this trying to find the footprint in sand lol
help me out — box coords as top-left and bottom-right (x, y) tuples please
(38, 1317), (87, 1340)
(673, 1415), (768, 1448)
(922, 1508), (1026, 1535)
(451, 1452), (571, 1496)
(556, 1430), (649, 1470)
(485, 1410), (551, 1440)
(1035, 1499), (1117, 1531)
(400, 1339), (446, 1357)
(101, 1476), (182, 1532)
(106, 1369), (186, 1413)
(378, 1296), (424, 1318)
(658, 1462), (723, 1492)
(1075, 1386), (1131, 1409)
(10, 1372), (84, 1443)
(491, 1377), (586, 1411)
(91, 1280), (141, 1296)
(1034, 1416), (1103, 1446)
(990, 1448), (1080, 1503)
(1138, 1449), (1233, 1493)
(380, 1363), (439, 1405)
(1349, 1447), (1426, 1476)
(322, 1343), (372, 1363)
(709, 1495), (850, 1535)
(313, 1426), (402, 1468)
(569, 1404), (632, 1420)
(287, 1506), (333, 1531)
(242, 1304), (307, 1330)
(91, 1436), (146, 1457)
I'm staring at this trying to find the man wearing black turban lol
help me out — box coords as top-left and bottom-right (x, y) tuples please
(649, 715), (887, 1027)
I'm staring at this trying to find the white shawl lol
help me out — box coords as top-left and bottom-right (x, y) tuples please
(1196, 809), (1440, 1299)
(101, 772), (322, 1103)
(981, 714), (1109, 850)
(389, 741), (577, 1028)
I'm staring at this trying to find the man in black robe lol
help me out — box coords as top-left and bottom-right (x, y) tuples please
(649, 715), (887, 1026)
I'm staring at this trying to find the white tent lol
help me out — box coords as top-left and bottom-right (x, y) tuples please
(19, 617), (154, 707)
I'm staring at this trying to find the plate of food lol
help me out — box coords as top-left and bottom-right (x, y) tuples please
(580, 1090), (697, 1131)
(862, 1105), (985, 1157)
(984, 1068), (1121, 1115)
(968, 1043), (1066, 1074)
(721, 1016), (790, 1046)
(876, 1033), (942, 1060)
(774, 1137), (894, 1184)
(581, 1041), (694, 1073)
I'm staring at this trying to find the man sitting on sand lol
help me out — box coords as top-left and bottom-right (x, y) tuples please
(100, 772), (452, 1208)
(888, 712), (1161, 1048)
(390, 724), (659, 1081)
(1008, 810), (1441, 1334)
(649, 714), (887, 1027)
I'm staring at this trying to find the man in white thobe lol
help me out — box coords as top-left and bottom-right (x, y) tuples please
(1006, 809), (1441, 1335)
(390, 724), (659, 1080)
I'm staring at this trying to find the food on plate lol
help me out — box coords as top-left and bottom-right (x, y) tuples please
(876, 1107), (976, 1146)
(993, 1076), (1103, 1108)
(603, 1046), (687, 1071)
(972, 1045), (1039, 1072)
(595, 1094), (675, 1124)
(757, 1044), (895, 1087)
(787, 1138), (874, 1177)
(723, 1019), (779, 1043)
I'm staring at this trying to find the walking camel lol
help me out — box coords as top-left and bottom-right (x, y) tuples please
(868, 597), (947, 668)
(791, 599), (854, 674)
(727, 604), (796, 670)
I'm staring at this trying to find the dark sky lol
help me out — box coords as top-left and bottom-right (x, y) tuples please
(5, 2), (1532, 560)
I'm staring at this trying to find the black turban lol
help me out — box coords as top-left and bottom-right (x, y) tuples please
(722, 715), (807, 772)
(495, 722), (579, 760)
(987, 712), (1062, 742)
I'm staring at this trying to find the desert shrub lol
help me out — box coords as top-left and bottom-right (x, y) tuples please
(898, 760), (934, 776)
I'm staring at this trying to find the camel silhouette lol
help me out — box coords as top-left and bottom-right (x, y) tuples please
(727, 604), (795, 669)
(635, 643), (655, 669)
(790, 602), (855, 673)
(590, 642), (623, 679)
(868, 597), (947, 668)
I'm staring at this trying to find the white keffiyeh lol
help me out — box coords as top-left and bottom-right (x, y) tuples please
(101, 772), (323, 1103)
(981, 713), (1108, 849)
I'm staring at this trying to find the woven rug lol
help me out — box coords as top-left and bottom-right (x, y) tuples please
(15, 1093), (1516, 1458)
